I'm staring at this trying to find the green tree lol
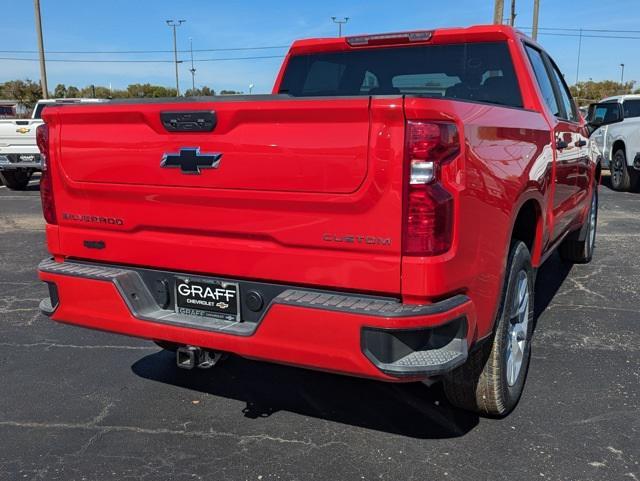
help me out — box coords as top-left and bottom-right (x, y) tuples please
(0, 80), (43, 107)
(570, 80), (637, 105)
(66, 86), (80, 98)
(219, 89), (243, 95)
(127, 83), (177, 98)
(184, 86), (216, 97)
(53, 84), (67, 98)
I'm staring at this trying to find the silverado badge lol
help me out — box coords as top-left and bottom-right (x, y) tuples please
(161, 147), (222, 174)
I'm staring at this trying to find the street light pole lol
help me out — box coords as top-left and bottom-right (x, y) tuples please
(331, 17), (349, 37)
(620, 63), (625, 85)
(189, 37), (196, 95)
(166, 19), (185, 97)
(575, 28), (583, 85)
(33, 0), (48, 99)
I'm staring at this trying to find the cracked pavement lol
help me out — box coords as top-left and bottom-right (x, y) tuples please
(0, 175), (638, 481)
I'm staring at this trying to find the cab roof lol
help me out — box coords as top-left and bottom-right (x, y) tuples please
(288, 25), (534, 56)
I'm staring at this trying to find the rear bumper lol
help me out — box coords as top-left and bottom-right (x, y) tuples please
(0, 153), (41, 170)
(38, 258), (477, 381)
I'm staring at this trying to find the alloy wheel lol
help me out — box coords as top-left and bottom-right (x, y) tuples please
(505, 270), (530, 387)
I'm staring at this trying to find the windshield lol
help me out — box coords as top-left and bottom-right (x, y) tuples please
(279, 42), (522, 108)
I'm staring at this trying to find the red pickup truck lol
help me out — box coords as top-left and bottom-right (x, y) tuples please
(37, 25), (618, 416)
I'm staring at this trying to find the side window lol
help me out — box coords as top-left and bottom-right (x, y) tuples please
(549, 63), (578, 122)
(524, 45), (561, 117)
(623, 99), (640, 118)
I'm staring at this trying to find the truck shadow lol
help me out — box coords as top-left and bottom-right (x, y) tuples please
(132, 350), (479, 439)
(131, 252), (572, 440)
(533, 251), (573, 328)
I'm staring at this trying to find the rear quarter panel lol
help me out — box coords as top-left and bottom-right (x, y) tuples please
(403, 98), (551, 341)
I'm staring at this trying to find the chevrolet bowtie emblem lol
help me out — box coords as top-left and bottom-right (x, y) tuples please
(160, 147), (222, 174)
(16, 127), (31, 134)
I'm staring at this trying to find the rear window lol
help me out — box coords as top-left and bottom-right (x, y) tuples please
(279, 42), (523, 108)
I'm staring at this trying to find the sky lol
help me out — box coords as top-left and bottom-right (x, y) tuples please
(1, 0), (639, 94)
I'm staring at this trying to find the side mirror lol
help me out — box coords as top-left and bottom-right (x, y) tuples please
(587, 102), (624, 128)
(586, 102), (623, 137)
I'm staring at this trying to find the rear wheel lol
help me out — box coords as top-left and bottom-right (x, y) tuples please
(610, 149), (637, 192)
(559, 186), (598, 263)
(0, 170), (31, 190)
(443, 241), (534, 416)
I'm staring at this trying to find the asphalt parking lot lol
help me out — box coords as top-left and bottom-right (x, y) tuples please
(0, 175), (638, 481)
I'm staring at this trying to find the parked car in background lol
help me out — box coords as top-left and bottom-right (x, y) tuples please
(589, 94), (640, 191)
(0, 98), (107, 190)
(37, 25), (614, 417)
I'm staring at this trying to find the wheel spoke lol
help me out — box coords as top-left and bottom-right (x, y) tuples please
(505, 269), (530, 387)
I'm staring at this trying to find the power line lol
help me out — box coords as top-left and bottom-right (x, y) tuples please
(0, 55), (285, 63)
(0, 26), (639, 56)
(519, 30), (640, 40)
(536, 27), (640, 34)
(199, 55), (283, 62)
(0, 45), (289, 55)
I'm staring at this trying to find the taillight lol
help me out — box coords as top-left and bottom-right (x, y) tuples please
(36, 124), (57, 224)
(403, 120), (459, 256)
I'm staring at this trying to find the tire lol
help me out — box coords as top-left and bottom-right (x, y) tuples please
(559, 186), (598, 264)
(0, 170), (31, 190)
(610, 149), (637, 192)
(443, 241), (534, 417)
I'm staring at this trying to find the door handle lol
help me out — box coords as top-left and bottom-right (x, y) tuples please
(160, 111), (217, 132)
(575, 140), (587, 147)
(556, 140), (569, 150)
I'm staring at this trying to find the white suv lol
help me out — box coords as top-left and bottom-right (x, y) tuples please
(589, 94), (640, 191)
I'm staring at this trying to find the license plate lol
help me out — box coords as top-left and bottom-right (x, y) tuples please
(18, 154), (39, 162)
(175, 277), (240, 322)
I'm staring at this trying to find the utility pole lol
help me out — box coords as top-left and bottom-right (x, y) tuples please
(331, 17), (349, 37)
(575, 28), (583, 85)
(166, 19), (185, 97)
(620, 63), (625, 85)
(509, 0), (517, 26)
(33, 0), (48, 99)
(189, 37), (196, 95)
(532, 0), (540, 40)
(493, 0), (505, 24)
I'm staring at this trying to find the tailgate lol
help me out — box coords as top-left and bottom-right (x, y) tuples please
(0, 120), (40, 149)
(45, 97), (405, 294)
